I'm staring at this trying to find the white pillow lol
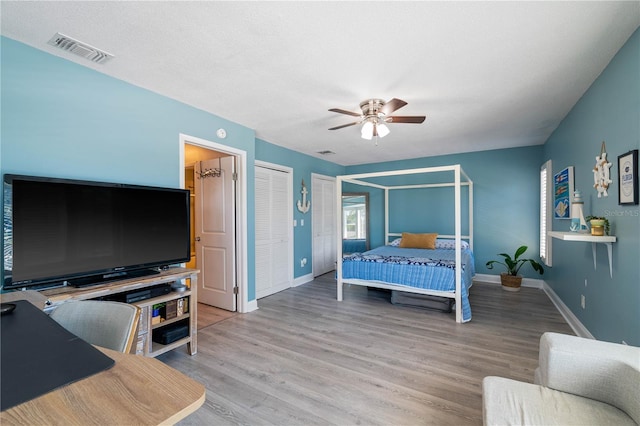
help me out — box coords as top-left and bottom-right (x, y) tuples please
(435, 239), (470, 250)
(389, 238), (402, 246)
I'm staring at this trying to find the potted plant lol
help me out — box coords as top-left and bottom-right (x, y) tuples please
(486, 245), (544, 292)
(585, 215), (610, 236)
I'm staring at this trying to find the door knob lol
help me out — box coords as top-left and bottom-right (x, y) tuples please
(195, 237), (201, 241)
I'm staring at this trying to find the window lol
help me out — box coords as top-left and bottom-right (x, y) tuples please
(540, 160), (552, 266)
(343, 200), (367, 239)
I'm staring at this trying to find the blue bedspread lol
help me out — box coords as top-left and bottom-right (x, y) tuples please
(342, 246), (475, 322)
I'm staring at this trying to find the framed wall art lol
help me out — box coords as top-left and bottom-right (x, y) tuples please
(554, 166), (574, 219)
(618, 149), (638, 205)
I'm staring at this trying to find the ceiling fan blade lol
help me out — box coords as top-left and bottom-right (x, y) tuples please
(328, 121), (360, 130)
(386, 115), (426, 124)
(379, 98), (407, 116)
(328, 108), (362, 117)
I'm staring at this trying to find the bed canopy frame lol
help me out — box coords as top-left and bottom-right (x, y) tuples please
(335, 164), (474, 323)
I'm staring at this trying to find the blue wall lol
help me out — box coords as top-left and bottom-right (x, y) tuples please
(1, 37), (258, 300)
(255, 139), (345, 278)
(543, 29), (639, 345)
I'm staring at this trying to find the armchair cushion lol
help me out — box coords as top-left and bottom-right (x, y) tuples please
(483, 376), (636, 426)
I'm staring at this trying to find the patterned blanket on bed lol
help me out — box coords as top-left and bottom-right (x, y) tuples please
(345, 252), (460, 270)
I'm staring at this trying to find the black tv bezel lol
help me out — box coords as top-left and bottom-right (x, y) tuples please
(2, 174), (191, 290)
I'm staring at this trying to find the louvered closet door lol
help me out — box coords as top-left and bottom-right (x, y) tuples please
(255, 165), (292, 299)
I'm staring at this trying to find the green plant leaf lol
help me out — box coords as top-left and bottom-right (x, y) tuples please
(514, 245), (528, 260)
(487, 245), (544, 276)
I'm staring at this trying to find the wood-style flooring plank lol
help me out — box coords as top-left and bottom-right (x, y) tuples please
(198, 303), (237, 330)
(160, 275), (574, 425)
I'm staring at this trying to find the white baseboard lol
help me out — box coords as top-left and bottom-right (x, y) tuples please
(293, 273), (314, 287)
(473, 274), (593, 340)
(244, 299), (258, 313)
(245, 275), (312, 313)
(473, 273), (544, 288)
(541, 282), (594, 339)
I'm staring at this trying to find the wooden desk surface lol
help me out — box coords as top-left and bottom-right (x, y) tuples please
(0, 290), (48, 310)
(0, 346), (206, 425)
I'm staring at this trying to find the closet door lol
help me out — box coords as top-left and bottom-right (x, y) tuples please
(312, 174), (336, 276)
(255, 164), (292, 299)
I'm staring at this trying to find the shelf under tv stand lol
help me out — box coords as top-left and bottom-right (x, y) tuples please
(40, 267), (198, 357)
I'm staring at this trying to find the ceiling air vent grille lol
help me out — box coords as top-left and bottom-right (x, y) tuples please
(48, 33), (114, 64)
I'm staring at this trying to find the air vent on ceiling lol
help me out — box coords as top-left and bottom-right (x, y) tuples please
(47, 32), (114, 64)
(317, 150), (336, 155)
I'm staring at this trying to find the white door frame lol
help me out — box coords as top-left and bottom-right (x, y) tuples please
(179, 133), (253, 313)
(311, 173), (336, 277)
(255, 160), (294, 299)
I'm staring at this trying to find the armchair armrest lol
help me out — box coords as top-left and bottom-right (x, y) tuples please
(537, 332), (640, 424)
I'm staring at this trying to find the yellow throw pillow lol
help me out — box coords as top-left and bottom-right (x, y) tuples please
(399, 232), (438, 249)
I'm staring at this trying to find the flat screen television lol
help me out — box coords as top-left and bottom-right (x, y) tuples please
(3, 174), (191, 290)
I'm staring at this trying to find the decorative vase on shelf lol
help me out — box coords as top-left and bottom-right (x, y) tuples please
(570, 190), (588, 233)
(590, 219), (606, 236)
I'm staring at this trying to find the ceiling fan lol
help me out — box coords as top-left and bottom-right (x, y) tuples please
(328, 98), (426, 141)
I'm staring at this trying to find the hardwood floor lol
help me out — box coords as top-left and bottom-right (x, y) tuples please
(160, 274), (573, 425)
(198, 303), (237, 330)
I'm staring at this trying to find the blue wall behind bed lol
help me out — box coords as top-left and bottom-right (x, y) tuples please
(345, 145), (544, 278)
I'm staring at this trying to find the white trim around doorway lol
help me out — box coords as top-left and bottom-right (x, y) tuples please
(179, 133), (254, 314)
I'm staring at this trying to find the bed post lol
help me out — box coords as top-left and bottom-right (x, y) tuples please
(454, 165), (463, 323)
(469, 180), (474, 251)
(336, 175), (344, 301)
(385, 188), (390, 243)
(460, 167), (474, 252)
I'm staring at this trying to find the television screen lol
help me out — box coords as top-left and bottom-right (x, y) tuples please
(3, 174), (190, 290)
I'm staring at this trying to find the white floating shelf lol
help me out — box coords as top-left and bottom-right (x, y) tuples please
(548, 231), (616, 277)
(548, 231), (616, 243)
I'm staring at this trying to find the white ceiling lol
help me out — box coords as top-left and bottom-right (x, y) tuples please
(2, 1), (639, 166)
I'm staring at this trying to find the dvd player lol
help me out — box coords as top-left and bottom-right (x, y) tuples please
(103, 284), (172, 303)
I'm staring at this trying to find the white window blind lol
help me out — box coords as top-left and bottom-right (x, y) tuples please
(540, 160), (552, 266)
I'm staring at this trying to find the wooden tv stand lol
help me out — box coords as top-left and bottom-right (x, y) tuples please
(40, 267), (198, 358)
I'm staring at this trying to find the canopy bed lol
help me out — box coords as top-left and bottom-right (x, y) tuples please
(335, 165), (474, 323)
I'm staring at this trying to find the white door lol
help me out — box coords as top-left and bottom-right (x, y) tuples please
(255, 164), (292, 299)
(195, 156), (236, 311)
(312, 174), (337, 276)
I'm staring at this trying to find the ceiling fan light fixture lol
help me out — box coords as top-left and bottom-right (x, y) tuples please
(377, 123), (390, 138)
(329, 98), (424, 142)
(361, 120), (374, 140)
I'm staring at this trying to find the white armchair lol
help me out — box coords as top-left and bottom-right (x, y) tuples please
(483, 332), (640, 425)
